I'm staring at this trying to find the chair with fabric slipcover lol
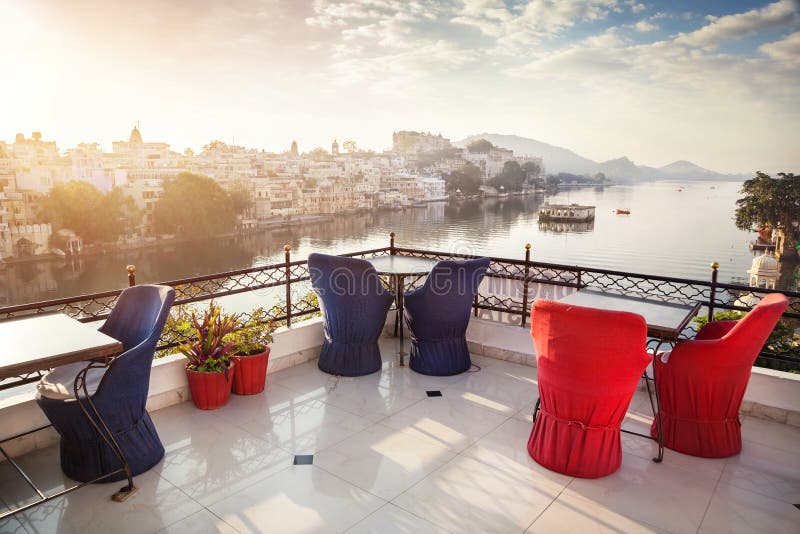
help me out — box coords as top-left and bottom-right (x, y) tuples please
(308, 253), (394, 376)
(650, 292), (788, 458)
(36, 284), (175, 483)
(527, 299), (651, 478)
(403, 257), (490, 376)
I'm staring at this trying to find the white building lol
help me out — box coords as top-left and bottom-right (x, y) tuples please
(420, 176), (447, 201)
(464, 146), (515, 182)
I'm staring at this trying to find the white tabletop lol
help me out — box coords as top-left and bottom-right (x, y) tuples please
(367, 256), (440, 275)
(0, 314), (122, 380)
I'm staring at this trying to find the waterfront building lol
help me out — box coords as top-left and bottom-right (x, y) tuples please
(747, 252), (780, 289)
(0, 223), (52, 260)
(392, 131), (451, 154)
(381, 173), (425, 202)
(464, 145), (515, 181)
(123, 179), (164, 236)
(420, 176), (447, 201)
(199, 140), (255, 180)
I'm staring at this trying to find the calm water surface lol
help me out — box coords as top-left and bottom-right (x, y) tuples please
(2, 181), (765, 307)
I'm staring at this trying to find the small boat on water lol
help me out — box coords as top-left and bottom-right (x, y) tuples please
(615, 208), (630, 215)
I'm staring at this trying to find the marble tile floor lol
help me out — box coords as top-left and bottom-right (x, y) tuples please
(1, 338), (798, 533)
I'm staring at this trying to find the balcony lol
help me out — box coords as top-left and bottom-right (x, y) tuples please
(0, 242), (799, 532)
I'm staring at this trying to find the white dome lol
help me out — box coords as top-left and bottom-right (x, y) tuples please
(748, 253), (778, 276)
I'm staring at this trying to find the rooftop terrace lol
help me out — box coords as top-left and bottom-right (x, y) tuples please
(0, 239), (799, 533)
(1, 336), (798, 533)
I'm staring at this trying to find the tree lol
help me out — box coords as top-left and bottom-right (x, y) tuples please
(466, 139), (494, 153)
(490, 160), (526, 192)
(735, 172), (800, 255)
(342, 140), (357, 153)
(153, 172), (235, 237)
(522, 161), (542, 180)
(227, 180), (254, 215)
(38, 181), (138, 244)
(444, 163), (482, 195)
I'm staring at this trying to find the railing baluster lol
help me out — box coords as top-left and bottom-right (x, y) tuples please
(521, 244), (531, 327)
(285, 245), (292, 327)
(127, 265), (136, 287)
(708, 262), (719, 321)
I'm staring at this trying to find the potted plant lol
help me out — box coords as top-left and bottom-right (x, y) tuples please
(179, 301), (241, 410)
(226, 307), (274, 395)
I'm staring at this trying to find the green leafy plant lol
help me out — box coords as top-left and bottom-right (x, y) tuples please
(179, 301), (242, 373)
(225, 307), (275, 356)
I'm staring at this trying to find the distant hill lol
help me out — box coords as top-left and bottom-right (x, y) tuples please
(454, 133), (747, 183)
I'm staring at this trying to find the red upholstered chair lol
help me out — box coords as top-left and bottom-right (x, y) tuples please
(527, 300), (651, 478)
(650, 293), (789, 458)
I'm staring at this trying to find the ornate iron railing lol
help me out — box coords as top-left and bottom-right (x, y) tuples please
(2, 233), (798, 383)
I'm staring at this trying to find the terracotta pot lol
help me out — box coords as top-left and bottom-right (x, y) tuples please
(186, 362), (235, 410)
(231, 347), (270, 395)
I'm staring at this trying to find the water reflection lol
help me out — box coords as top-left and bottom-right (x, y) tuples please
(538, 220), (595, 233)
(0, 182), (770, 306)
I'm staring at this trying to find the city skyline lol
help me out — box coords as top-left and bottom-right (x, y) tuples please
(2, 0), (799, 173)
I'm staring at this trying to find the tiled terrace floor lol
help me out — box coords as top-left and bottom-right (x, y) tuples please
(1, 338), (799, 533)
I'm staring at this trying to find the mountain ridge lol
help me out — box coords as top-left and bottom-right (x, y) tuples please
(454, 133), (748, 182)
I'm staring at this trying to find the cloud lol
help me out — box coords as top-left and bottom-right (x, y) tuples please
(674, 0), (799, 49)
(759, 31), (800, 64)
(634, 20), (658, 32)
(451, 0), (620, 52)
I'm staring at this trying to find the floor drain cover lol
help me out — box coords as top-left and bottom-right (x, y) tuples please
(426, 391), (443, 397)
(293, 455), (313, 465)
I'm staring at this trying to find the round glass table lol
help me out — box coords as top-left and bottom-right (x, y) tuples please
(367, 255), (439, 366)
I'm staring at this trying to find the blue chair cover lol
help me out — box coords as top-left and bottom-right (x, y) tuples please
(309, 253), (393, 376)
(37, 284), (175, 482)
(404, 257), (490, 375)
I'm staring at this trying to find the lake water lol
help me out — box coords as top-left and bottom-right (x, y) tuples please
(1, 181), (768, 307)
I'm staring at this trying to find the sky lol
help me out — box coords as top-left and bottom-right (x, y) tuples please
(1, 0), (798, 173)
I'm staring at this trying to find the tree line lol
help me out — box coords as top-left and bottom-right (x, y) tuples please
(37, 172), (252, 245)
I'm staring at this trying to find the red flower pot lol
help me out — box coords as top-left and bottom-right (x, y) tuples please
(186, 362), (235, 410)
(232, 347), (270, 395)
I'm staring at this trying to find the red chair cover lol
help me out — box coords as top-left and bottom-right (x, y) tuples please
(650, 293), (789, 458)
(527, 299), (651, 478)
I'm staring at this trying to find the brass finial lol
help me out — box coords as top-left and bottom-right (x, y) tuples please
(284, 245), (291, 252)
(126, 264), (136, 274)
(711, 262), (719, 269)
(525, 243), (531, 250)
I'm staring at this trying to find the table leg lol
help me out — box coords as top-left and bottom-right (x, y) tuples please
(396, 275), (406, 366)
(74, 362), (138, 501)
(645, 339), (666, 463)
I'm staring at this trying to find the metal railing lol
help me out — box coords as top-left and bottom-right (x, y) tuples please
(2, 233), (798, 375)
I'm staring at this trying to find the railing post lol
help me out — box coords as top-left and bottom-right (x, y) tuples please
(521, 243), (531, 327)
(126, 265), (136, 287)
(707, 262), (719, 321)
(576, 268), (582, 289)
(390, 232), (396, 255)
(284, 245), (292, 327)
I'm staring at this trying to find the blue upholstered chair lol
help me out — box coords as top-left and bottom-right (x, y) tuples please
(404, 257), (490, 375)
(308, 253), (394, 376)
(36, 284), (175, 482)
